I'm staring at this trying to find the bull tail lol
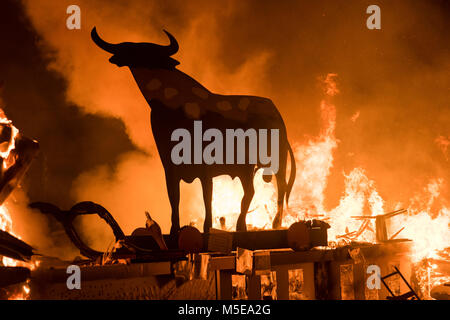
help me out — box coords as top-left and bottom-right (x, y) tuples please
(285, 141), (296, 207)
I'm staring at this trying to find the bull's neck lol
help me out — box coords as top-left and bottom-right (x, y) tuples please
(130, 67), (209, 109)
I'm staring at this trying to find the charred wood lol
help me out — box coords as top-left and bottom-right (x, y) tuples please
(0, 266), (30, 288)
(0, 229), (34, 261)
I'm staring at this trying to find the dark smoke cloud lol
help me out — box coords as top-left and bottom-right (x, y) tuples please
(0, 0), (136, 206)
(0, 0), (136, 256)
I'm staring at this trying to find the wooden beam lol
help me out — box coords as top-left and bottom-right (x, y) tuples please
(328, 261), (343, 300)
(31, 261), (172, 283)
(270, 249), (334, 265)
(0, 229), (34, 261)
(0, 266), (30, 288)
(301, 263), (316, 300)
(233, 230), (288, 250)
(0, 135), (39, 205)
(215, 270), (232, 300)
(353, 263), (366, 300)
(247, 274), (262, 300)
(314, 261), (330, 300)
(208, 256), (235, 271)
(275, 267), (289, 300)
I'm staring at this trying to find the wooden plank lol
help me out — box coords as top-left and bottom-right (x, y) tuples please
(275, 267), (289, 300)
(339, 263), (355, 300)
(233, 230), (288, 250)
(208, 256), (235, 271)
(328, 261), (342, 300)
(0, 229), (34, 261)
(31, 261), (172, 283)
(314, 261), (330, 300)
(247, 274), (262, 300)
(215, 270), (232, 300)
(254, 251), (271, 272)
(199, 254), (210, 280)
(207, 229), (233, 253)
(196, 241), (411, 271)
(0, 135), (39, 205)
(301, 263), (316, 300)
(353, 263), (366, 300)
(0, 266), (30, 288)
(375, 258), (400, 300)
(236, 248), (253, 275)
(270, 249), (334, 266)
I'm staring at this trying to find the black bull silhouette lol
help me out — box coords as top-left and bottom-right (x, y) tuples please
(91, 28), (296, 234)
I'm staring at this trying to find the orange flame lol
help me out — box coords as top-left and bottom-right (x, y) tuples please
(0, 108), (32, 300)
(0, 109), (21, 266)
(198, 74), (449, 298)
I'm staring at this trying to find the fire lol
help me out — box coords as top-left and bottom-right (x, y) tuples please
(394, 180), (449, 263)
(1, 206), (19, 267)
(0, 108), (32, 300)
(326, 168), (382, 243)
(211, 170), (277, 230)
(391, 181), (450, 298)
(0, 109), (21, 267)
(287, 75), (339, 223)
(0, 109), (19, 266)
(0, 205), (13, 233)
(202, 73), (449, 298)
(0, 109), (19, 169)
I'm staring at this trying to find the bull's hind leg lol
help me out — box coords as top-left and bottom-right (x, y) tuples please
(272, 149), (288, 229)
(201, 177), (213, 233)
(166, 172), (181, 237)
(272, 172), (286, 229)
(236, 170), (255, 232)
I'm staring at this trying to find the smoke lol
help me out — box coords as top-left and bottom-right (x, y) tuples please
(1, 92), (76, 260)
(4, 189), (79, 260)
(12, 0), (450, 252)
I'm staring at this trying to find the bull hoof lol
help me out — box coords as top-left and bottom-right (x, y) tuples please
(272, 216), (282, 229)
(236, 218), (247, 232)
(170, 226), (180, 238)
(203, 222), (212, 234)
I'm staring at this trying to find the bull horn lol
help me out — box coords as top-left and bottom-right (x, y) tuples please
(91, 27), (118, 53)
(163, 30), (179, 55)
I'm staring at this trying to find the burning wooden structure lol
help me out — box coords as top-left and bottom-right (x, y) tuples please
(0, 121), (39, 299)
(24, 236), (415, 300)
(0, 107), (444, 301)
(22, 201), (418, 300)
(0, 130), (434, 300)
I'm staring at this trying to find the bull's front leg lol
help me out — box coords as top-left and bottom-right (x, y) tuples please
(165, 170), (181, 237)
(201, 177), (213, 233)
(236, 171), (255, 232)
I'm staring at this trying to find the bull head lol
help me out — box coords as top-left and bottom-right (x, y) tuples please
(91, 27), (180, 69)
